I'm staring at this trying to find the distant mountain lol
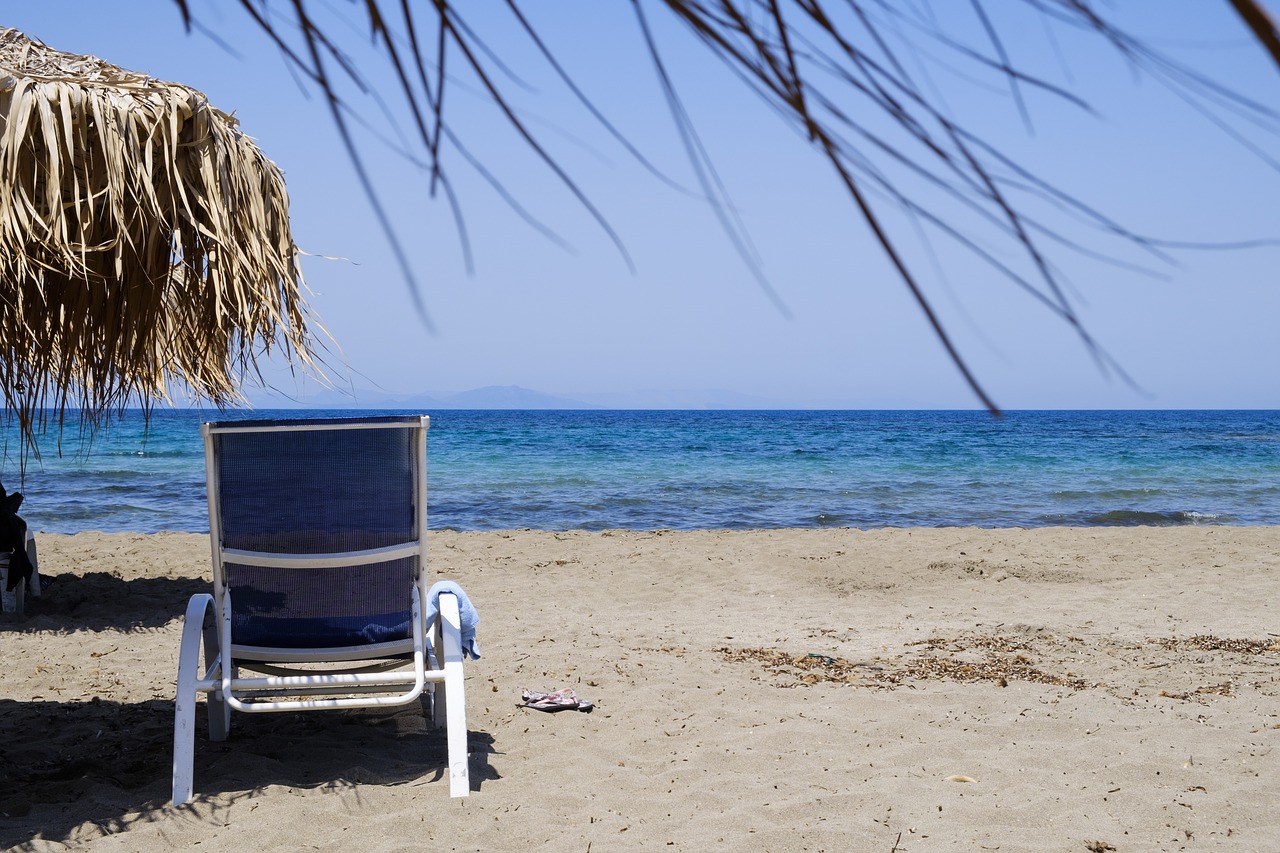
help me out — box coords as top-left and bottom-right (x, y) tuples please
(576, 389), (791, 409)
(441, 385), (596, 409)
(245, 383), (798, 410)
(246, 384), (595, 410)
(243, 387), (445, 410)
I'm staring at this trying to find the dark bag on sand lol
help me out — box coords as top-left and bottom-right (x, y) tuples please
(0, 483), (33, 592)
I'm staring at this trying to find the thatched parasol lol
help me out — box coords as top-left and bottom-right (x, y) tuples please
(0, 28), (316, 450)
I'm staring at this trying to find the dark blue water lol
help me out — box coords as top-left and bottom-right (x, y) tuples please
(1, 409), (1277, 533)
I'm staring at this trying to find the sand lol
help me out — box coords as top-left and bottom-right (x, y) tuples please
(1, 527), (1278, 852)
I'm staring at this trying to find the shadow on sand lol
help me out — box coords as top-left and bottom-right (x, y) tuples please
(0, 695), (497, 848)
(1, 571), (208, 633)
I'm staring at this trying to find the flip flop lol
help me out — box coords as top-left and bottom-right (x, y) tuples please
(520, 688), (593, 712)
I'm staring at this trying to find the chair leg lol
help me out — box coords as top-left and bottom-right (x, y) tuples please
(24, 533), (38, 599)
(174, 593), (217, 805)
(203, 614), (229, 741)
(435, 592), (470, 797)
(429, 619), (445, 729)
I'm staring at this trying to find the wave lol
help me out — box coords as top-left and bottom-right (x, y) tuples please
(100, 449), (198, 459)
(1056, 509), (1229, 526)
(1052, 488), (1163, 500)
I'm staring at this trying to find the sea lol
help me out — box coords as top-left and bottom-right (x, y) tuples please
(0, 409), (1277, 534)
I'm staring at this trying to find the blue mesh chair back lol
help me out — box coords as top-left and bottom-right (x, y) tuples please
(206, 417), (426, 651)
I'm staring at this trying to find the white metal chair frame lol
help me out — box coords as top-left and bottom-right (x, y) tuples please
(173, 416), (469, 804)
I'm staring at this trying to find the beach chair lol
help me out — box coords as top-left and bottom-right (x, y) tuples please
(0, 483), (38, 615)
(172, 416), (470, 804)
(0, 531), (39, 615)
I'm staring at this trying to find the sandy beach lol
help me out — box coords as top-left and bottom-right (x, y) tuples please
(1, 527), (1278, 851)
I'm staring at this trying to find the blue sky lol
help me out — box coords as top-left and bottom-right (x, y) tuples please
(8, 2), (1280, 408)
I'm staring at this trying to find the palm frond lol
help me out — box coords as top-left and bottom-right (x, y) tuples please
(178, 2), (1280, 412)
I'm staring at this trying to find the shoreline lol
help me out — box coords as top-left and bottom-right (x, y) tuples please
(23, 520), (1280, 535)
(3, 526), (1278, 851)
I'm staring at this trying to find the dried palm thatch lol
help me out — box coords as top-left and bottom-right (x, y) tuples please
(0, 28), (315, 451)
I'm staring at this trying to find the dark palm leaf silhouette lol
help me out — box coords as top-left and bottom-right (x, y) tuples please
(174, 1), (1280, 411)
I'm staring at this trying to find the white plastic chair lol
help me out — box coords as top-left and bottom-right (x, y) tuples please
(172, 416), (469, 804)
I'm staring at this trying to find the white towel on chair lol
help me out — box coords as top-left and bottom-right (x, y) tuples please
(426, 580), (481, 660)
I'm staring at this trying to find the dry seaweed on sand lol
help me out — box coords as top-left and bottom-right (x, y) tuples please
(1155, 635), (1280, 655)
(716, 644), (1091, 691)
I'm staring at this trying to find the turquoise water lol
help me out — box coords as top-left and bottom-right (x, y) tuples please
(1, 409), (1277, 533)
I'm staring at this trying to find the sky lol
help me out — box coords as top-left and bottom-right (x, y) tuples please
(6, 1), (1280, 409)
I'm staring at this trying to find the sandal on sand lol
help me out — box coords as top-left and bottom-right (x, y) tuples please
(521, 688), (593, 712)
